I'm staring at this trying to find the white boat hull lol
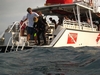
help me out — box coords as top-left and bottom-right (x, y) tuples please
(51, 29), (100, 47)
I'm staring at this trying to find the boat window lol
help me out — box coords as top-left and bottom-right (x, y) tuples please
(46, 16), (59, 24)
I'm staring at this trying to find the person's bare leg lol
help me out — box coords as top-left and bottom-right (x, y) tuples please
(34, 36), (37, 44)
(20, 29), (24, 36)
(27, 34), (30, 41)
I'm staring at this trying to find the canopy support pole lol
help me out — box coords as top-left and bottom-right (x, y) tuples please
(89, 10), (93, 30)
(76, 5), (81, 29)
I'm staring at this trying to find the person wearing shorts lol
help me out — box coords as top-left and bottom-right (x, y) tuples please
(22, 7), (39, 44)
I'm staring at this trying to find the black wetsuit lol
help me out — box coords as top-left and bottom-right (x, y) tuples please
(36, 16), (47, 45)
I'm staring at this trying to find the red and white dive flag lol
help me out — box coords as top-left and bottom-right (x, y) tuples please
(67, 33), (78, 44)
(96, 33), (100, 43)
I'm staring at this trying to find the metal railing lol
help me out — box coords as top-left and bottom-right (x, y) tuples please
(63, 20), (97, 31)
(0, 32), (5, 38)
(8, 21), (19, 33)
(5, 21), (27, 52)
(5, 36), (12, 52)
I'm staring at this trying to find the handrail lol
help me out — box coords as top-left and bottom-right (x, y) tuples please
(8, 20), (27, 33)
(5, 36), (12, 53)
(11, 32), (19, 51)
(63, 20), (96, 28)
(8, 21), (19, 33)
(5, 21), (27, 52)
(16, 43), (19, 51)
(0, 32), (5, 38)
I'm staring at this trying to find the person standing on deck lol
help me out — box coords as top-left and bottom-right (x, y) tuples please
(49, 17), (57, 29)
(22, 7), (39, 44)
(36, 11), (47, 45)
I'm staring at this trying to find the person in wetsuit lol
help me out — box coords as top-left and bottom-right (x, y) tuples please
(36, 11), (47, 45)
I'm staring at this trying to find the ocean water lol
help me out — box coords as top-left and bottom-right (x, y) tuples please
(0, 46), (100, 75)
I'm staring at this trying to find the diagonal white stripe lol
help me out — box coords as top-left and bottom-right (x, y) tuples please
(68, 33), (77, 43)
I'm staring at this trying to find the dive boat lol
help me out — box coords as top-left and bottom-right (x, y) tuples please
(0, 0), (100, 52)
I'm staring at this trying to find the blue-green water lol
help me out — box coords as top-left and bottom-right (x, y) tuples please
(0, 47), (100, 75)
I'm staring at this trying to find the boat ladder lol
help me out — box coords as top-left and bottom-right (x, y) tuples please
(5, 36), (12, 53)
(16, 38), (26, 51)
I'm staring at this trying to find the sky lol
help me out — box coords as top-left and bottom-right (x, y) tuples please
(0, 0), (46, 32)
(0, 0), (100, 32)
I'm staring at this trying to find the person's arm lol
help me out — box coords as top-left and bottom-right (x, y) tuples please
(20, 18), (27, 29)
(34, 12), (39, 17)
(22, 18), (28, 22)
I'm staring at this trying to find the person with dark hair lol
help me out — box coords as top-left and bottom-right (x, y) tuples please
(22, 7), (39, 44)
(36, 11), (47, 45)
(49, 17), (57, 29)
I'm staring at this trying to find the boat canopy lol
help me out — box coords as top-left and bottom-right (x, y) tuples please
(33, 3), (99, 23)
(33, 3), (93, 15)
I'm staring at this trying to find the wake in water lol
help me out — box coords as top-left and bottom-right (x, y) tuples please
(0, 46), (100, 75)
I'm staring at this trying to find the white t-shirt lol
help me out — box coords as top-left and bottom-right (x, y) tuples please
(27, 12), (39, 27)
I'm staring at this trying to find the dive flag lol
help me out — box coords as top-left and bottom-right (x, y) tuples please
(96, 33), (100, 43)
(67, 33), (78, 44)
